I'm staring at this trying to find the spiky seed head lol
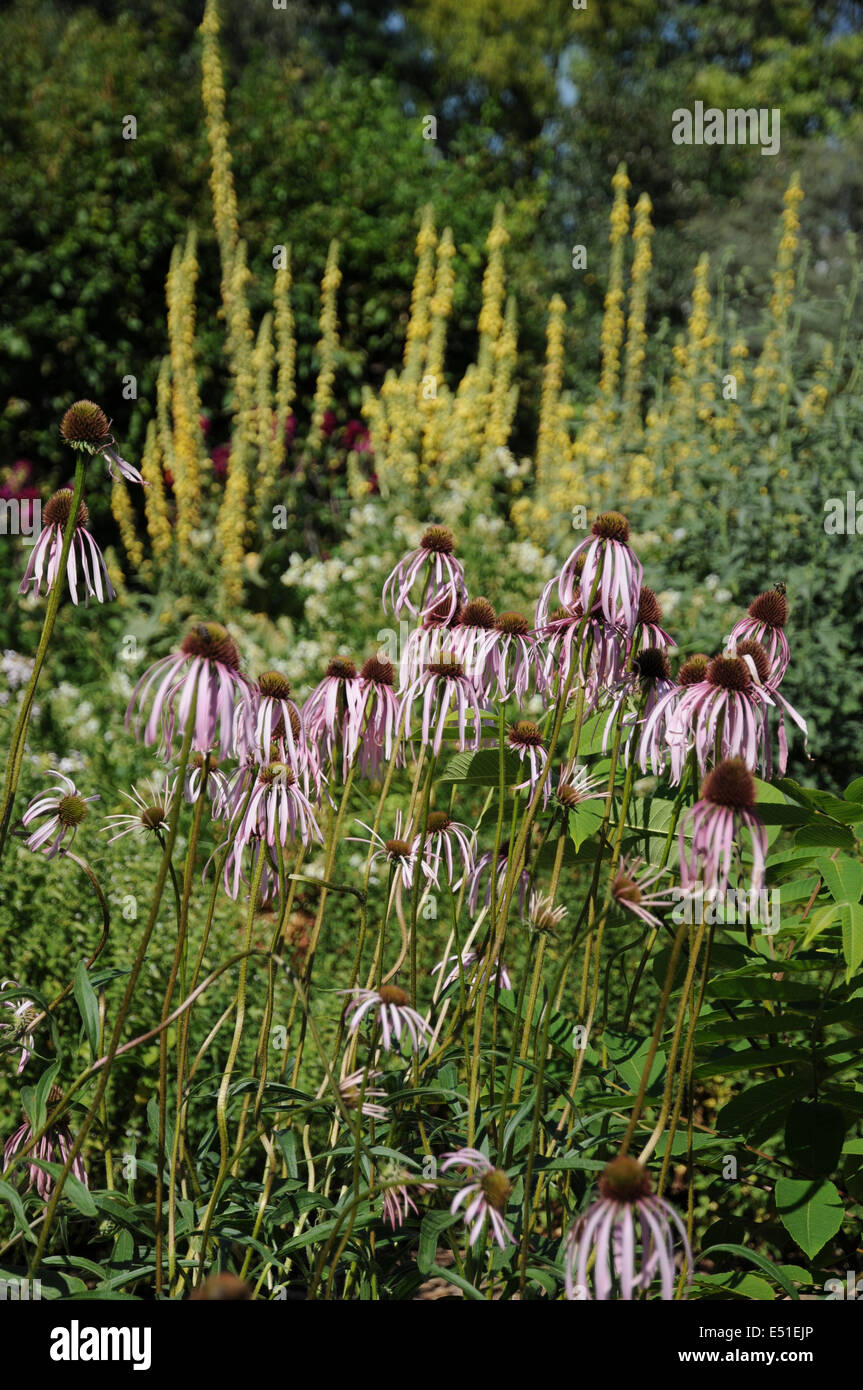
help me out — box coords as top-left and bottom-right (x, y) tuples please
(736, 640), (770, 683)
(258, 671), (292, 699)
(677, 654), (709, 686)
(633, 647), (671, 682)
(748, 588), (788, 628)
(378, 984), (410, 1007)
(419, 525), (455, 554)
(637, 586), (662, 626)
(707, 655), (751, 691)
(701, 757), (757, 811)
(598, 1156), (652, 1202)
(457, 597), (496, 628)
(180, 622), (241, 670)
(360, 656), (395, 685)
(591, 511), (630, 542)
(495, 611), (529, 636)
(60, 400), (111, 449)
(44, 489), (89, 530)
(325, 657), (357, 680)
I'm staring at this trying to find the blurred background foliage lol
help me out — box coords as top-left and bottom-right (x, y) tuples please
(0, 0), (861, 789)
(2, 0), (862, 465)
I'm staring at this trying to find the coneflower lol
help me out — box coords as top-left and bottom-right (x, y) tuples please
(729, 586), (789, 682)
(680, 757), (767, 898)
(349, 656), (403, 777)
(611, 856), (675, 929)
(635, 585), (674, 649)
(222, 761), (322, 899)
(60, 399), (148, 487)
(413, 809), (476, 890)
(398, 596), (460, 689)
(100, 777), (173, 843)
(3, 1085), (88, 1200)
(662, 653), (770, 781)
(558, 511), (643, 635)
(638, 653), (709, 776)
(349, 810), (422, 893)
(382, 524), (467, 621)
(440, 1149), (515, 1250)
(554, 761), (605, 812)
(400, 658), (485, 758)
(303, 657), (364, 776)
(126, 622), (255, 762)
(602, 645), (675, 762)
(731, 638), (808, 778)
(480, 611), (538, 703)
(19, 490), (115, 606)
(449, 597), (497, 687)
(563, 1156), (692, 1300)
(508, 719), (550, 799)
(340, 985), (432, 1054)
(21, 771), (98, 858)
(535, 598), (625, 703)
(0, 980), (37, 1074)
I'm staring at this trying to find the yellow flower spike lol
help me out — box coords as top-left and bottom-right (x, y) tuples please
(166, 232), (205, 560)
(155, 357), (177, 522)
(404, 205), (437, 382)
(622, 191), (654, 430)
(110, 476), (144, 571)
(252, 312), (277, 516)
(536, 294), (569, 497)
(272, 250), (296, 479)
(599, 164), (631, 406)
(485, 295), (518, 453)
(308, 240), (342, 448)
(753, 174), (803, 409)
(200, 0), (239, 268)
(140, 418), (172, 565)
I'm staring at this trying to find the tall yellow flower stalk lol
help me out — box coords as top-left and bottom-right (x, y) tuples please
(622, 191), (654, 429)
(110, 478), (143, 571)
(752, 175), (804, 408)
(420, 226), (456, 474)
(252, 312), (277, 514)
(200, 0), (239, 270)
(534, 294), (569, 501)
(308, 240), (342, 452)
(485, 295), (519, 453)
(403, 205), (437, 382)
(798, 339), (833, 426)
(272, 251), (296, 477)
(598, 164), (631, 407)
(166, 231), (205, 560)
(140, 418), (172, 565)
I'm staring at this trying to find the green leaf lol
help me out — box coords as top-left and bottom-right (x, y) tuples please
(26, 1160), (98, 1217)
(818, 856), (863, 906)
(417, 1210), (458, 1275)
(700, 1244), (800, 1300)
(841, 903), (863, 982)
(795, 823), (856, 851)
(426, 1262), (486, 1300)
(800, 902), (838, 949)
(438, 748), (520, 785)
(73, 961), (100, 1056)
(774, 1178), (844, 1259)
(0, 1180), (36, 1242)
(717, 1077), (808, 1143)
(32, 1059), (61, 1132)
(785, 1101), (845, 1177)
(569, 802), (603, 850)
